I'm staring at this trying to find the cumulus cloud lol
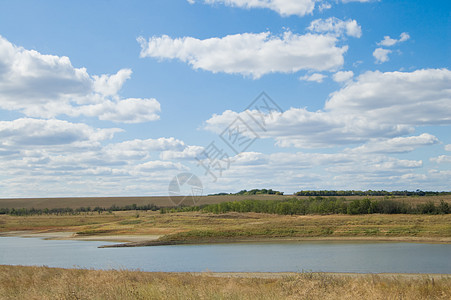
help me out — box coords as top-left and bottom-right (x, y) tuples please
(138, 31), (347, 78)
(205, 68), (451, 148)
(0, 118), (122, 151)
(373, 47), (391, 63)
(372, 33), (409, 64)
(445, 145), (451, 151)
(332, 70), (354, 82)
(93, 69), (132, 97)
(187, 0), (316, 17)
(299, 73), (326, 83)
(378, 32), (410, 47)
(0, 35), (160, 123)
(325, 69), (451, 126)
(308, 17), (362, 38)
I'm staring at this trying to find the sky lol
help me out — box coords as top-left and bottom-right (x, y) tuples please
(0, 0), (450, 198)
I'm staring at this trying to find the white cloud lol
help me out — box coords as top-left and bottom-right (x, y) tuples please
(349, 134), (439, 154)
(135, 160), (187, 172)
(0, 123), (204, 197)
(332, 70), (354, 82)
(318, 3), (332, 11)
(430, 155), (451, 164)
(378, 32), (410, 47)
(308, 17), (362, 38)
(205, 69), (451, 148)
(138, 31), (347, 79)
(341, 0), (376, 3)
(103, 137), (187, 161)
(445, 144), (451, 151)
(189, 0), (375, 17)
(205, 108), (412, 148)
(160, 145), (205, 160)
(0, 35), (160, 123)
(373, 47), (391, 63)
(0, 118), (121, 149)
(188, 0), (316, 17)
(76, 98), (160, 123)
(325, 69), (451, 126)
(299, 73), (326, 83)
(201, 149), (425, 193)
(93, 69), (132, 97)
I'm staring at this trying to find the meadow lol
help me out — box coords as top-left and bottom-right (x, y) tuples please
(0, 265), (450, 299)
(1, 210), (450, 245)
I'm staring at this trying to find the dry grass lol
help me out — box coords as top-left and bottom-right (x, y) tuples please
(0, 265), (449, 299)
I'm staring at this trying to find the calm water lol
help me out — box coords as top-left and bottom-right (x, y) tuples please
(0, 237), (450, 273)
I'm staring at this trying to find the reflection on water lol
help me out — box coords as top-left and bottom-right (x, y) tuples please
(0, 237), (450, 273)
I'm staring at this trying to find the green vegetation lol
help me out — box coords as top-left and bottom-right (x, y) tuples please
(209, 188), (284, 196)
(236, 189), (284, 195)
(162, 197), (450, 215)
(1, 265), (450, 299)
(0, 203), (159, 216)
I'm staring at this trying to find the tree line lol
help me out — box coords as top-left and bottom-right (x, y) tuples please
(198, 197), (450, 215)
(0, 203), (159, 216)
(209, 189), (284, 196)
(293, 190), (451, 197)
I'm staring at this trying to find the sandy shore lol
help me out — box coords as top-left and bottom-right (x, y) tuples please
(0, 230), (161, 243)
(1, 230), (450, 246)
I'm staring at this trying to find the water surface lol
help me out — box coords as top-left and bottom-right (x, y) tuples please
(0, 237), (450, 273)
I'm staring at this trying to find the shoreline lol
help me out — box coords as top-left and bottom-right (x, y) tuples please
(0, 264), (449, 278)
(99, 236), (451, 248)
(2, 230), (450, 247)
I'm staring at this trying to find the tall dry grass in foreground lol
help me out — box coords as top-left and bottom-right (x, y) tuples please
(0, 265), (449, 300)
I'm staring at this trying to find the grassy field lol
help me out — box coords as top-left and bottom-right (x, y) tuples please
(1, 194), (449, 209)
(0, 265), (450, 299)
(1, 211), (450, 244)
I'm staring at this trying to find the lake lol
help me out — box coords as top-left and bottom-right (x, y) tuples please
(0, 237), (450, 273)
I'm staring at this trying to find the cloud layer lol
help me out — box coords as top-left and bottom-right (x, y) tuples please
(0, 118), (203, 196)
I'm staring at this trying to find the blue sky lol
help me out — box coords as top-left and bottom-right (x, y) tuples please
(0, 0), (450, 197)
